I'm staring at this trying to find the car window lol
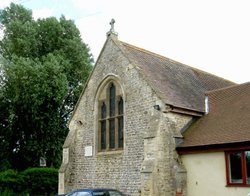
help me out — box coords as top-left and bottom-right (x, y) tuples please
(66, 191), (91, 196)
(93, 191), (108, 196)
(68, 193), (77, 196)
(77, 192), (92, 196)
(108, 191), (123, 196)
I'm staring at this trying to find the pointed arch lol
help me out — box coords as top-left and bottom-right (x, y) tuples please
(95, 75), (125, 152)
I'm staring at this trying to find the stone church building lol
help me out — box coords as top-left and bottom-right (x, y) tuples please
(58, 22), (250, 196)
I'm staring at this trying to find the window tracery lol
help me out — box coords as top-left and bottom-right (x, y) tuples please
(98, 81), (124, 151)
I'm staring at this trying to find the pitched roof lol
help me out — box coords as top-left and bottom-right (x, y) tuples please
(118, 41), (235, 112)
(178, 82), (250, 148)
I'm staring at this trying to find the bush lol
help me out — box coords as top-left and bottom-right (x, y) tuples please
(0, 168), (58, 196)
(0, 189), (27, 196)
(21, 167), (58, 196)
(0, 169), (25, 194)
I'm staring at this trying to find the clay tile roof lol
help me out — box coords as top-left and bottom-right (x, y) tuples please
(179, 82), (250, 148)
(119, 41), (235, 112)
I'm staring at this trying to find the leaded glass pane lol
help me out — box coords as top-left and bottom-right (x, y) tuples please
(245, 151), (250, 184)
(101, 121), (106, 150)
(109, 119), (115, 149)
(118, 97), (123, 115)
(229, 152), (243, 183)
(109, 83), (116, 117)
(118, 116), (123, 148)
(101, 102), (106, 119)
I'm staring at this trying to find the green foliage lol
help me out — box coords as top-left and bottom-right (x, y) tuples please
(21, 167), (58, 195)
(0, 3), (93, 170)
(0, 3), (37, 59)
(2, 56), (69, 169)
(0, 189), (27, 196)
(0, 169), (23, 193)
(0, 168), (58, 195)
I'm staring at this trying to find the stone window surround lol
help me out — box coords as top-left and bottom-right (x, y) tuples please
(94, 74), (125, 155)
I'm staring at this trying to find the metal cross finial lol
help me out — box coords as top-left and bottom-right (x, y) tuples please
(110, 18), (115, 32)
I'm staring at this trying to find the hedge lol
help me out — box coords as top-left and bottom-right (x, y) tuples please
(0, 168), (58, 196)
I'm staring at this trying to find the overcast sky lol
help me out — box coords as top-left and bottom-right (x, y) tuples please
(1, 0), (250, 83)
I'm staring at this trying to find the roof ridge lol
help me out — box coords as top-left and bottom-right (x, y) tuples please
(120, 41), (189, 66)
(120, 41), (235, 85)
(191, 66), (235, 85)
(206, 82), (250, 94)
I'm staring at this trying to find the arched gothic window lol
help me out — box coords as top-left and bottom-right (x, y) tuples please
(98, 82), (124, 151)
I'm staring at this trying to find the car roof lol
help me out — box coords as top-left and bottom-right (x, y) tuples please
(74, 188), (120, 192)
(66, 188), (122, 195)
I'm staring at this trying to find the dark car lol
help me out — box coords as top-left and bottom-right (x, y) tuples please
(56, 188), (124, 196)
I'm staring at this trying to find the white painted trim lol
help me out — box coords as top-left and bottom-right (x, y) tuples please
(205, 96), (209, 114)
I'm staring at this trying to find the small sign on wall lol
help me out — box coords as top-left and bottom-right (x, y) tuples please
(85, 146), (93, 157)
(63, 148), (69, 163)
(39, 157), (46, 167)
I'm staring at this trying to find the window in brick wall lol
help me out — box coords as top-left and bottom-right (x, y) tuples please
(98, 82), (124, 151)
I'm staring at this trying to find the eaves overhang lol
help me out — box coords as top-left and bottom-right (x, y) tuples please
(176, 141), (250, 155)
(163, 104), (204, 117)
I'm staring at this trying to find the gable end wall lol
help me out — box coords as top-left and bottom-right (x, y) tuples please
(59, 37), (192, 196)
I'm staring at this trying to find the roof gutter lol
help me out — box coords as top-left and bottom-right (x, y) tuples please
(176, 141), (250, 155)
(163, 104), (204, 117)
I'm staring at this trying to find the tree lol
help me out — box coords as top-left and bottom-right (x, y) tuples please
(0, 3), (93, 170)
